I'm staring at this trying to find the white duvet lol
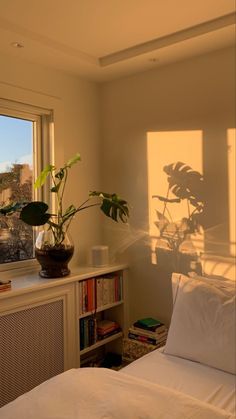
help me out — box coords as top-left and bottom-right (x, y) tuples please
(0, 368), (235, 419)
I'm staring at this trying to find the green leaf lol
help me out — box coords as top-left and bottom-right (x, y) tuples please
(63, 205), (76, 217)
(55, 168), (65, 180)
(0, 202), (25, 215)
(20, 201), (51, 226)
(89, 191), (110, 199)
(50, 182), (62, 193)
(91, 191), (129, 223)
(47, 219), (59, 229)
(34, 165), (55, 189)
(62, 205), (77, 224)
(65, 153), (81, 168)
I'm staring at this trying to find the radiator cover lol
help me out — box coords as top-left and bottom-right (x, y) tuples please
(0, 299), (64, 407)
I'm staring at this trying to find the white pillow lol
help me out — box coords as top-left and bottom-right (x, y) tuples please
(165, 274), (236, 374)
(188, 271), (236, 289)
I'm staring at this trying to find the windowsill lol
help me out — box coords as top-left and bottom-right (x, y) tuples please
(0, 259), (39, 278)
(0, 263), (129, 300)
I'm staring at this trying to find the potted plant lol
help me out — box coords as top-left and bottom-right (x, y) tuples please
(1, 153), (129, 278)
(152, 161), (205, 274)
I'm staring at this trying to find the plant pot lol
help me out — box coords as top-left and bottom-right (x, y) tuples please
(35, 228), (74, 278)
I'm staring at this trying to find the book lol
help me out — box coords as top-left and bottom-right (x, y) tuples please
(0, 279), (11, 292)
(96, 278), (103, 308)
(97, 319), (120, 338)
(102, 277), (110, 306)
(135, 317), (163, 328)
(97, 319), (118, 331)
(133, 318), (165, 332)
(98, 328), (121, 340)
(98, 323), (120, 335)
(128, 332), (167, 346)
(129, 327), (168, 340)
(80, 318), (85, 350)
(132, 323), (167, 335)
(87, 278), (95, 311)
(83, 280), (88, 313)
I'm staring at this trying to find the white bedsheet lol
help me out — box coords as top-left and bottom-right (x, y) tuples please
(122, 347), (236, 415)
(0, 368), (234, 419)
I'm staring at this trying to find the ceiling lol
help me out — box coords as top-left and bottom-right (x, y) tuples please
(0, 0), (235, 82)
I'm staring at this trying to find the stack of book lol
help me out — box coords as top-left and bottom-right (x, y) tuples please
(0, 279), (11, 293)
(128, 317), (168, 348)
(97, 319), (121, 340)
(80, 316), (97, 350)
(80, 318), (121, 350)
(79, 272), (123, 315)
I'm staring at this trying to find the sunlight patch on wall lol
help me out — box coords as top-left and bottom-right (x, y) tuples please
(227, 128), (236, 256)
(147, 131), (203, 264)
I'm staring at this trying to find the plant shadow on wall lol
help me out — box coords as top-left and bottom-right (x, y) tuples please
(0, 153), (129, 278)
(153, 162), (206, 275)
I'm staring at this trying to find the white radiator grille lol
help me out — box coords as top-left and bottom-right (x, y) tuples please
(0, 300), (64, 407)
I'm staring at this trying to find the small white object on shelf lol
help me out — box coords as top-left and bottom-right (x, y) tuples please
(91, 245), (109, 267)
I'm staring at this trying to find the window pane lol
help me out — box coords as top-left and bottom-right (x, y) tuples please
(0, 115), (34, 264)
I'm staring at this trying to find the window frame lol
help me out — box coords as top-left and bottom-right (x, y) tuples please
(0, 98), (53, 273)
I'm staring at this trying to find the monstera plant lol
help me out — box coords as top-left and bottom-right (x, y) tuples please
(1, 153), (129, 278)
(153, 161), (205, 273)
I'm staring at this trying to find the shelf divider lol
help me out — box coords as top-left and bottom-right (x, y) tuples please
(79, 300), (124, 319)
(80, 331), (123, 355)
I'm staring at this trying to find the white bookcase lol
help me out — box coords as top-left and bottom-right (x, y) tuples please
(76, 267), (128, 366)
(0, 264), (128, 406)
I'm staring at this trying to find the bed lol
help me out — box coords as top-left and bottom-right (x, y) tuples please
(0, 269), (235, 419)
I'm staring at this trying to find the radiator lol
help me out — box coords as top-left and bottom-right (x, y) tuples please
(0, 299), (64, 407)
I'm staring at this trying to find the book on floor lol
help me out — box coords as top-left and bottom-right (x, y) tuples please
(133, 317), (166, 333)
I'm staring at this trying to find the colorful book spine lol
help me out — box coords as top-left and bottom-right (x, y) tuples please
(80, 316), (98, 349)
(79, 273), (123, 314)
(0, 280), (12, 292)
(128, 332), (167, 346)
(129, 327), (168, 340)
(87, 278), (95, 311)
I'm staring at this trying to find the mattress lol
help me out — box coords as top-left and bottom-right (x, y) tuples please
(122, 347), (236, 415)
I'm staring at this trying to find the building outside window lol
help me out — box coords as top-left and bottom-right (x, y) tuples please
(0, 99), (52, 270)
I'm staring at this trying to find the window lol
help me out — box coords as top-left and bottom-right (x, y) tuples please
(0, 99), (53, 271)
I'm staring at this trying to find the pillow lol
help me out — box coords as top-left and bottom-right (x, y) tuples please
(171, 273), (182, 304)
(171, 271), (235, 304)
(165, 274), (236, 374)
(188, 271), (235, 287)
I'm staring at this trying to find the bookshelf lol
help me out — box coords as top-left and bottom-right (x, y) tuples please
(77, 268), (128, 366)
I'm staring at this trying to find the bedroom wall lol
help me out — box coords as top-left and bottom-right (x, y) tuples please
(0, 53), (102, 266)
(100, 46), (235, 325)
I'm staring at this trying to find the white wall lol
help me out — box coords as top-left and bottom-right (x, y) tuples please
(100, 47), (235, 325)
(0, 54), (102, 265)
(1, 47), (234, 325)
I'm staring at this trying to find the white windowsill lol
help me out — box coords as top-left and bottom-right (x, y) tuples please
(0, 263), (129, 300)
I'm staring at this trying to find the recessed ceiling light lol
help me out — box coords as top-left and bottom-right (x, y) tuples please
(11, 42), (24, 49)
